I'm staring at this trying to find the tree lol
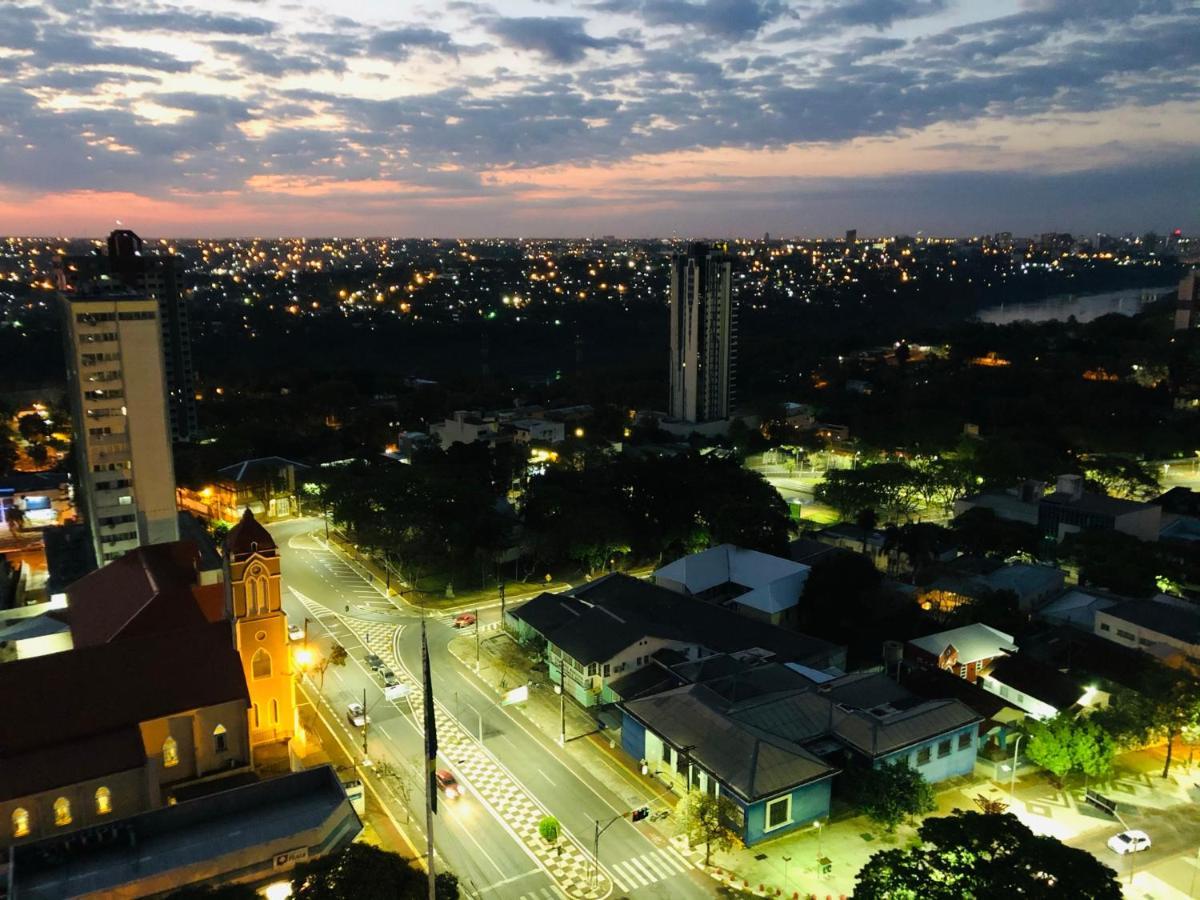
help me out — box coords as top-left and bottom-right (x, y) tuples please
(1082, 455), (1161, 500)
(679, 793), (741, 866)
(289, 843), (458, 900)
(4, 504), (26, 534)
(538, 815), (560, 844)
(854, 811), (1121, 899)
(16, 412), (48, 443)
(1024, 715), (1116, 784)
(951, 507), (1040, 559)
(1060, 530), (1162, 597)
(1098, 666), (1200, 778)
(316, 641), (349, 694)
(851, 760), (935, 833)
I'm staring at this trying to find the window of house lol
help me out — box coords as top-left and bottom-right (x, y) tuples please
(602, 663), (610, 677)
(163, 736), (179, 768)
(213, 724), (227, 753)
(765, 795), (792, 831)
(252, 648), (271, 679)
(95, 787), (112, 815)
(959, 731), (973, 751)
(53, 798), (72, 827)
(1099, 623), (1110, 632)
(12, 808), (29, 838)
(253, 704), (261, 728)
(1117, 629), (1136, 641)
(916, 746), (931, 766)
(938, 739), (952, 758)
(272, 699), (279, 724)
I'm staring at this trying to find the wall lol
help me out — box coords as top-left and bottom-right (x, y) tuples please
(878, 724), (978, 784)
(978, 676), (1058, 721)
(1095, 609), (1200, 660)
(620, 712), (646, 763)
(743, 779), (832, 846)
(1114, 505), (1163, 543)
(0, 766), (147, 849)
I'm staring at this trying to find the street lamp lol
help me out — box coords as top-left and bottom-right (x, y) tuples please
(1010, 734), (1025, 800)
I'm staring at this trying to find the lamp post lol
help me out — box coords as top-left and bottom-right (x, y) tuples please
(782, 855), (792, 892)
(555, 658), (566, 746)
(1010, 734), (1025, 801)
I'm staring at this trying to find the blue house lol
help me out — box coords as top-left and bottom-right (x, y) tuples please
(615, 662), (982, 845)
(622, 684), (839, 846)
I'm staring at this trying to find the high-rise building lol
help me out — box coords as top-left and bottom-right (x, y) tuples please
(1176, 270), (1200, 331)
(64, 231), (198, 441)
(668, 243), (736, 423)
(58, 266), (180, 564)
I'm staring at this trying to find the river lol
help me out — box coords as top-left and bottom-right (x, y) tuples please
(975, 285), (1170, 325)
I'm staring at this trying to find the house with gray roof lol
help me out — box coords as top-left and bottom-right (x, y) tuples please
(618, 661), (980, 846)
(653, 544), (811, 626)
(506, 573), (844, 708)
(1094, 595), (1200, 662)
(907, 623), (1017, 683)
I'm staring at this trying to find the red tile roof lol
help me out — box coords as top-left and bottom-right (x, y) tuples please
(0, 621), (248, 801)
(65, 541), (215, 647)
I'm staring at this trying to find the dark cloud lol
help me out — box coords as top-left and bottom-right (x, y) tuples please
(93, 6), (275, 36)
(366, 26), (460, 61)
(484, 16), (637, 63)
(209, 39), (343, 77)
(593, 0), (790, 39)
(804, 0), (948, 34)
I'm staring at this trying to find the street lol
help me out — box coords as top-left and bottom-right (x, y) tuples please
(270, 518), (715, 900)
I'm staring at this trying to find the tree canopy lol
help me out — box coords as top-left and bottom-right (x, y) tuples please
(853, 811), (1121, 899)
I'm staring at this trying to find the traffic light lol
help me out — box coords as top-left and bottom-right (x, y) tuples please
(631, 807), (649, 822)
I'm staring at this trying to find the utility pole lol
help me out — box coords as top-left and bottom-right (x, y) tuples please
(558, 662), (567, 747)
(362, 688), (368, 757)
(474, 608), (481, 672)
(499, 581), (506, 631)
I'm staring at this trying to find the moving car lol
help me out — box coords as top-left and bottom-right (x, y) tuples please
(379, 667), (396, 682)
(346, 702), (370, 728)
(1107, 830), (1151, 854)
(287, 622), (304, 642)
(365, 653), (384, 672)
(453, 612), (476, 628)
(435, 769), (461, 799)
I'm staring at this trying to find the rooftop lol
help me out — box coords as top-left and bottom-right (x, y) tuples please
(511, 573), (842, 668)
(984, 654), (1085, 712)
(908, 623), (1017, 663)
(1102, 596), (1200, 645)
(225, 507), (276, 559)
(1042, 490), (1155, 518)
(654, 544), (811, 615)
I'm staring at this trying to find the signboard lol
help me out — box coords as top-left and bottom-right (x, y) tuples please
(501, 684), (529, 706)
(273, 847), (309, 870)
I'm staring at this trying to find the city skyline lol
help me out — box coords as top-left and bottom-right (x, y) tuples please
(0, 0), (1197, 237)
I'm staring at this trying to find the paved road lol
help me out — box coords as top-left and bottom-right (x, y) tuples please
(270, 518), (715, 900)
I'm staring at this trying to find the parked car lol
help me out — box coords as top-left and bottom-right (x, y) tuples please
(453, 613), (476, 628)
(1107, 830), (1151, 854)
(435, 769), (461, 799)
(287, 622), (304, 642)
(346, 702), (370, 728)
(365, 653), (384, 672)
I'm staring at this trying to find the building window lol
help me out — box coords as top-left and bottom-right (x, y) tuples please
(938, 739), (952, 758)
(272, 699), (279, 724)
(252, 648), (271, 679)
(958, 731), (973, 751)
(53, 798), (72, 827)
(1099, 623), (1110, 632)
(213, 724), (227, 753)
(1116, 629), (1136, 641)
(916, 746), (931, 766)
(765, 795), (792, 832)
(253, 704), (261, 728)
(163, 736), (179, 768)
(12, 808), (29, 838)
(95, 787), (112, 816)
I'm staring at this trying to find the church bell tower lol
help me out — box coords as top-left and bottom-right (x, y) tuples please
(224, 509), (296, 763)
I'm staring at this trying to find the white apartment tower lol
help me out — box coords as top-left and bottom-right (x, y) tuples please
(668, 243), (736, 423)
(59, 272), (180, 563)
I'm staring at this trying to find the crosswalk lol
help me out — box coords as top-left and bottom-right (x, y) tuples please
(515, 888), (566, 900)
(606, 847), (694, 892)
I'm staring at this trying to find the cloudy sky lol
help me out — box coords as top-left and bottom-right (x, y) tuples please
(0, 0), (1197, 237)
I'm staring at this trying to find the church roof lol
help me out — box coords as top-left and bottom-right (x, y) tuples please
(225, 508), (275, 558)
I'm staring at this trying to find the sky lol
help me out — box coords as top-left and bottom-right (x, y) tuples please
(0, 0), (1197, 237)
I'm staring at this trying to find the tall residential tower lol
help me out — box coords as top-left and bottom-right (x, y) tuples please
(58, 261), (180, 564)
(668, 243), (736, 423)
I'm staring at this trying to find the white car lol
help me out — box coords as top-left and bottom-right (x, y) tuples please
(346, 702), (370, 728)
(287, 623), (304, 642)
(1107, 830), (1151, 855)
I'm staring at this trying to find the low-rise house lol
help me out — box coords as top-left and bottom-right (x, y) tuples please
(977, 654), (1101, 721)
(619, 662), (980, 846)
(916, 561), (1065, 613)
(430, 410), (501, 447)
(212, 456), (311, 522)
(954, 487), (1040, 525)
(1037, 587), (1118, 631)
(907, 623), (1016, 682)
(0, 471), (73, 529)
(781, 402), (815, 429)
(1039, 474), (1161, 543)
(653, 544), (811, 627)
(506, 573), (845, 708)
(509, 418), (566, 446)
(1094, 595), (1200, 662)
